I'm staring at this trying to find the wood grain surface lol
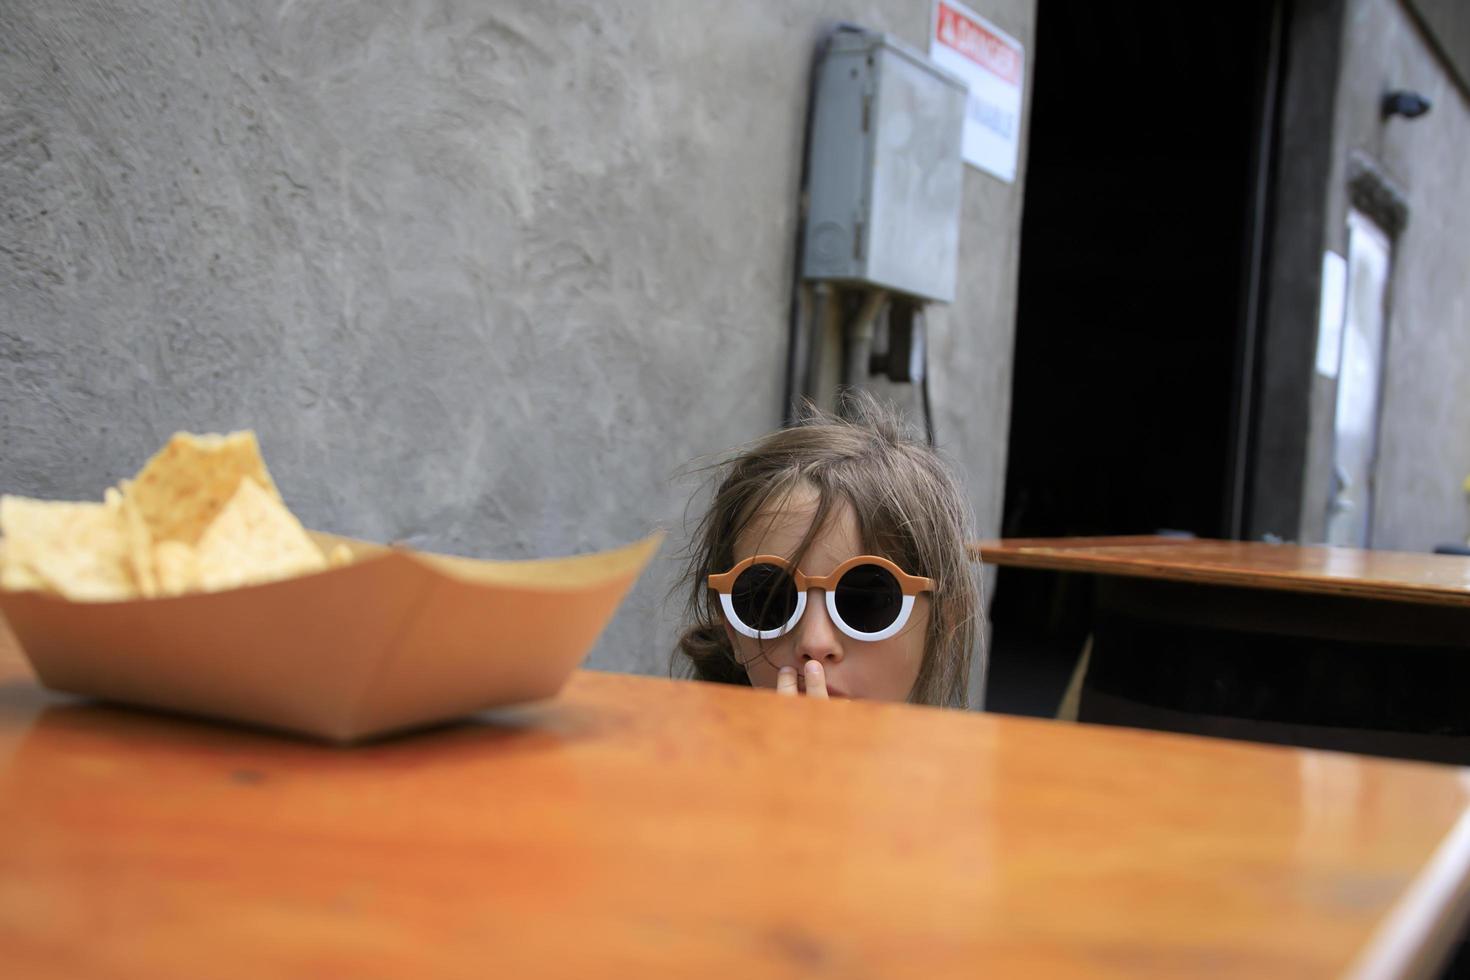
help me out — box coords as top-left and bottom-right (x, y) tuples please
(1, 624), (1469, 978)
(975, 537), (1470, 608)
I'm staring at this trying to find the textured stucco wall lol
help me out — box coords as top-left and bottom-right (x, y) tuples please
(0, 0), (1032, 690)
(1340, 0), (1470, 549)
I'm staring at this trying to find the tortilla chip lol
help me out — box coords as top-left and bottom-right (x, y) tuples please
(0, 492), (138, 601)
(128, 431), (283, 545)
(0, 542), (48, 593)
(195, 477), (326, 592)
(117, 480), (159, 598)
(153, 540), (200, 596)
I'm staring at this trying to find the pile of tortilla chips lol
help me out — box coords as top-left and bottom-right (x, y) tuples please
(0, 432), (350, 601)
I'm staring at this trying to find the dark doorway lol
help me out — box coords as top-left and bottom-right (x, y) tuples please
(986, 0), (1285, 717)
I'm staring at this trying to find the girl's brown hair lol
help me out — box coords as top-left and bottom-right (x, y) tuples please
(673, 393), (981, 708)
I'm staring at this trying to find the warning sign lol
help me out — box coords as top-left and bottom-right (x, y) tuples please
(930, 0), (1026, 182)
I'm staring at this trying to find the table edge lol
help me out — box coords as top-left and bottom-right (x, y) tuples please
(1345, 801), (1470, 980)
(972, 544), (1470, 609)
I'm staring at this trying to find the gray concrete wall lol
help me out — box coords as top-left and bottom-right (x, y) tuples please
(0, 1), (1032, 691)
(1251, 0), (1470, 550)
(1335, 0), (1470, 550)
(1404, 0), (1470, 94)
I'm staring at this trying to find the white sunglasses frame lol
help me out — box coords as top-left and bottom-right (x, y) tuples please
(708, 554), (935, 643)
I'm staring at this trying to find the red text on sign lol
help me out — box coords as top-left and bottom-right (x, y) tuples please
(936, 1), (1021, 84)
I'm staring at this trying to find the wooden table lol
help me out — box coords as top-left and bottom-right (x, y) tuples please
(3, 626), (1470, 977)
(974, 537), (1470, 609)
(976, 537), (1470, 762)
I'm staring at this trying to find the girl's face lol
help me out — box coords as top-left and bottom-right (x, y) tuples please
(724, 484), (929, 702)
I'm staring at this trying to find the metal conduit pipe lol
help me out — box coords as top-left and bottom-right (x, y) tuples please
(801, 283), (833, 405)
(842, 289), (888, 394)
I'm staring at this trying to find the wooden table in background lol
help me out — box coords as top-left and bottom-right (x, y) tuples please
(3, 624), (1470, 978)
(976, 537), (1470, 762)
(974, 537), (1470, 608)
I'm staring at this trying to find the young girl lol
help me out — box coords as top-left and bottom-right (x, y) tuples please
(674, 395), (981, 708)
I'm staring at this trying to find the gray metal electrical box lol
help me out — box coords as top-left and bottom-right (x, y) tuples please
(801, 31), (967, 303)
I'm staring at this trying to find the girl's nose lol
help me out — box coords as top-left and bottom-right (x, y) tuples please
(794, 590), (845, 664)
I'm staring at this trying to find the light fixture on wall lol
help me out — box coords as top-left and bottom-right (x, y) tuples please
(1381, 90), (1432, 119)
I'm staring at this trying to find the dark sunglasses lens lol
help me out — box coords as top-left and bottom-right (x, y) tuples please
(731, 563), (798, 631)
(835, 564), (904, 633)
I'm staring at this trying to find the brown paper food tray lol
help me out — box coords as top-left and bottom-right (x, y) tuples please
(0, 532), (661, 743)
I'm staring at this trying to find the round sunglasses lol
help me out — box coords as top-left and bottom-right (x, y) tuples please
(708, 555), (935, 642)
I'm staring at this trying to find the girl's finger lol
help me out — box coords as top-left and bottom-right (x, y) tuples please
(803, 660), (829, 699)
(776, 666), (799, 697)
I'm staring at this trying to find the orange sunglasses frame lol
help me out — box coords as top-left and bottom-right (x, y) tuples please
(707, 554), (935, 596)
